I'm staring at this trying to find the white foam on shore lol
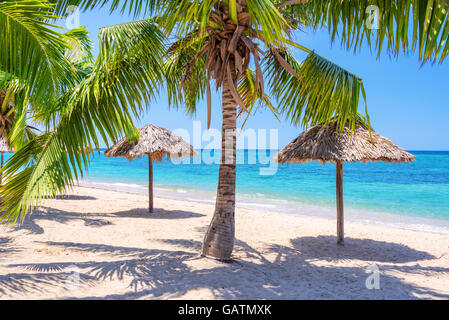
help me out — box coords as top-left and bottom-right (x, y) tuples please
(81, 180), (146, 190)
(78, 179), (449, 235)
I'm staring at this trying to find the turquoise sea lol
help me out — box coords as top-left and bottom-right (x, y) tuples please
(6, 150), (447, 232)
(69, 149), (449, 232)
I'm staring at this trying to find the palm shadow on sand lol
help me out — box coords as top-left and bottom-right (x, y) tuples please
(0, 237), (22, 261)
(12, 207), (205, 235)
(4, 236), (449, 299)
(108, 208), (205, 219)
(0, 270), (97, 296)
(289, 236), (435, 263)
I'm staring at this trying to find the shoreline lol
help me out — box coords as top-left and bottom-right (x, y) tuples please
(78, 180), (449, 236)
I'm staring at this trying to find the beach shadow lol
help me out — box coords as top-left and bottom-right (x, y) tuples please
(109, 208), (205, 219)
(7, 244), (196, 298)
(0, 237), (21, 259)
(159, 239), (202, 250)
(5, 239), (449, 299)
(11, 205), (204, 235)
(33, 241), (156, 258)
(0, 270), (96, 296)
(289, 236), (434, 263)
(0, 237), (14, 248)
(13, 207), (112, 235)
(261, 242), (449, 299)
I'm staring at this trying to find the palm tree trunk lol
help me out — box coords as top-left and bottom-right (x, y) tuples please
(202, 72), (237, 260)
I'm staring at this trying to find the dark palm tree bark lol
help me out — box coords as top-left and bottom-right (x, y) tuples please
(202, 72), (237, 260)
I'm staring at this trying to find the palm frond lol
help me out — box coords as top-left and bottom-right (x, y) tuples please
(97, 19), (167, 119)
(0, 1), (74, 102)
(156, 0), (215, 37)
(0, 19), (166, 224)
(51, 0), (164, 17)
(265, 48), (368, 132)
(238, 69), (258, 109)
(99, 19), (163, 59)
(164, 34), (208, 116)
(296, 0), (449, 63)
(237, 68), (279, 128)
(64, 27), (94, 71)
(246, 0), (290, 46)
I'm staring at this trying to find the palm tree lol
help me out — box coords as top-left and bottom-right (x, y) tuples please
(0, 2), (166, 223)
(0, 1), (89, 155)
(2, 0), (449, 261)
(94, 0), (449, 260)
(163, 1), (366, 260)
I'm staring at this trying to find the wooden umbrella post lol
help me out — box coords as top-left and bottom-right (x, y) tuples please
(148, 154), (153, 213)
(336, 160), (344, 245)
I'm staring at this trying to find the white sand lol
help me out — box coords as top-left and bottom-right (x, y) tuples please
(1, 186), (449, 299)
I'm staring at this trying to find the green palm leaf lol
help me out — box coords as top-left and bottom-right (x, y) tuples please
(0, 20), (166, 224)
(290, 0), (449, 62)
(164, 33), (208, 116)
(237, 68), (279, 129)
(0, 1), (74, 102)
(265, 47), (368, 132)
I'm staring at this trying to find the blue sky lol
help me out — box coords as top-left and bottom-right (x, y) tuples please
(71, 8), (449, 150)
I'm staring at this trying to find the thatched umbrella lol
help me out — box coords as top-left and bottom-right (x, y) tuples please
(0, 137), (13, 185)
(104, 124), (197, 212)
(275, 121), (415, 245)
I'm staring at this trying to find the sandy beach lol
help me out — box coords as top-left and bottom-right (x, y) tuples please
(1, 186), (448, 300)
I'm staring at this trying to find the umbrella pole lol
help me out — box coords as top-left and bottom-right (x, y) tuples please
(336, 161), (344, 245)
(148, 154), (153, 213)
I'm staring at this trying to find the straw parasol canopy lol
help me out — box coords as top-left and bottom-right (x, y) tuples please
(275, 121), (415, 245)
(104, 124), (197, 212)
(276, 122), (415, 165)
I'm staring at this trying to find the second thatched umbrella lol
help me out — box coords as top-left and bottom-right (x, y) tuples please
(275, 121), (416, 245)
(104, 124), (197, 212)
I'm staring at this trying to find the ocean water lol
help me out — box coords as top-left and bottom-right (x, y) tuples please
(76, 150), (449, 229)
(6, 150), (449, 232)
